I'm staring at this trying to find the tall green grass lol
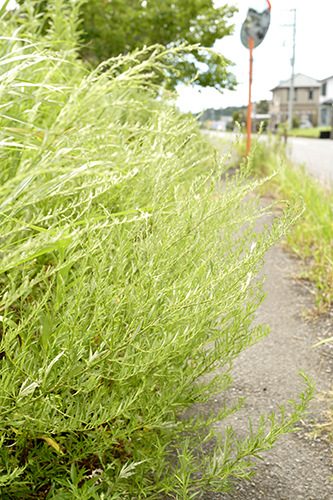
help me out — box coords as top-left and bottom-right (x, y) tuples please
(0, 2), (314, 498)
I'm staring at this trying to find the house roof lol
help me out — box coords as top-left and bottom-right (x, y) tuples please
(320, 75), (333, 83)
(271, 73), (320, 91)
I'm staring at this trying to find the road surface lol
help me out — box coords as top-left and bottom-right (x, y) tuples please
(207, 131), (333, 184)
(288, 136), (333, 184)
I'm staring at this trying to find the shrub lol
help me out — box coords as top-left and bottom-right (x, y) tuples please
(0, 2), (314, 498)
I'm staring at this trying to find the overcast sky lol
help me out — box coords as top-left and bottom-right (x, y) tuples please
(176, 0), (333, 113)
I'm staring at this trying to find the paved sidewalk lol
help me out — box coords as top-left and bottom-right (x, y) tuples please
(199, 207), (333, 499)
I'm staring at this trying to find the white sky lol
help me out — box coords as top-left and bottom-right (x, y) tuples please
(176, 0), (333, 113)
(4, 0), (16, 9)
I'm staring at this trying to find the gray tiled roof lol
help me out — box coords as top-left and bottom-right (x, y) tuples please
(320, 75), (333, 82)
(271, 73), (320, 90)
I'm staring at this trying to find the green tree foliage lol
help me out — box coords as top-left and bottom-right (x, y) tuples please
(18, 0), (238, 92)
(223, 105), (247, 117)
(256, 99), (269, 114)
(83, 0), (238, 91)
(197, 107), (247, 123)
(232, 108), (247, 127)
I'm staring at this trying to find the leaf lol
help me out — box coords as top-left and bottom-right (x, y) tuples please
(37, 437), (64, 455)
(11, 428), (63, 454)
(0, 236), (74, 275)
(0, 0), (10, 19)
(18, 380), (39, 399)
(118, 461), (145, 479)
(44, 351), (65, 378)
(40, 311), (52, 351)
(312, 337), (333, 348)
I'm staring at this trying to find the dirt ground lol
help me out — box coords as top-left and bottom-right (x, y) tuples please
(200, 212), (333, 499)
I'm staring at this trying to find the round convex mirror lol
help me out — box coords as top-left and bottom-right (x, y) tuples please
(241, 0), (271, 49)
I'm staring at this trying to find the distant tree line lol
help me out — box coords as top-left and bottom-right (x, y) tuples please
(197, 106), (247, 121)
(197, 100), (269, 120)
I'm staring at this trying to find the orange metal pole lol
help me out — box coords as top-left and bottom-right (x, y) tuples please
(246, 37), (254, 157)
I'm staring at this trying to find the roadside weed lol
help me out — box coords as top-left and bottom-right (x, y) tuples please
(0, 2), (315, 498)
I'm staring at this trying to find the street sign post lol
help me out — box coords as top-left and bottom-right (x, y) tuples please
(241, 1), (271, 156)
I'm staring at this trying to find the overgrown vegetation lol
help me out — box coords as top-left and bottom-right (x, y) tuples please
(234, 137), (333, 313)
(0, 2), (315, 498)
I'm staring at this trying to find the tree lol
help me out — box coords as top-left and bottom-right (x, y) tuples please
(223, 105), (247, 116)
(78, 0), (238, 92)
(256, 99), (269, 114)
(15, 0), (238, 91)
(232, 109), (247, 127)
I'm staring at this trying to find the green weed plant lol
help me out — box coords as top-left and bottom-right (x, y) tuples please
(0, 2), (314, 498)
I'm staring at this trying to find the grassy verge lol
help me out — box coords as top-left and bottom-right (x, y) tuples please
(287, 126), (332, 138)
(232, 136), (333, 314)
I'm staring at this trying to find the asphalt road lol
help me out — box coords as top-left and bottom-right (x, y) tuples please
(207, 131), (333, 184)
(287, 136), (333, 184)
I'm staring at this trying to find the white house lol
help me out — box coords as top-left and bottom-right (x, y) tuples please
(318, 75), (333, 127)
(269, 74), (320, 130)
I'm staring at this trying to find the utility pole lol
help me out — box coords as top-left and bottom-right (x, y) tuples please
(287, 9), (296, 130)
(246, 37), (254, 156)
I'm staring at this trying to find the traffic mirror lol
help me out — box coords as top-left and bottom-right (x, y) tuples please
(241, 0), (271, 49)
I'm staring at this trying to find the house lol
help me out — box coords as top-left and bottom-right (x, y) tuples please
(269, 73), (320, 130)
(318, 75), (333, 127)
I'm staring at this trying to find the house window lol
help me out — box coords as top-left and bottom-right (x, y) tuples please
(309, 89), (313, 100)
(322, 83), (327, 96)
